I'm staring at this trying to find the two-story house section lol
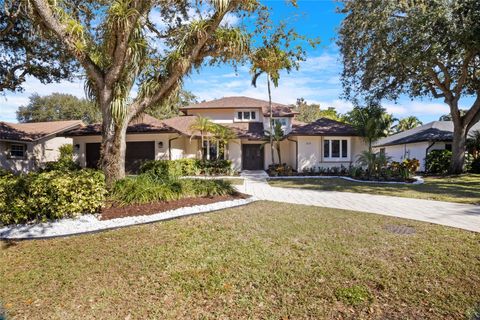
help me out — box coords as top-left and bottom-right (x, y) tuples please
(66, 96), (367, 173)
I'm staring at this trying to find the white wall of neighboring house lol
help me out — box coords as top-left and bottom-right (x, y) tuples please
(376, 141), (452, 171)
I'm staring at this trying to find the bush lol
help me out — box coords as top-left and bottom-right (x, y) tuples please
(140, 159), (233, 178)
(268, 163), (293, 176)
(0, 169), (106, 225)
(111, 174), (235, 205)
(425, 150), (452, 174)
(470, 157), (480, 174)
(42, 143), (81, 172)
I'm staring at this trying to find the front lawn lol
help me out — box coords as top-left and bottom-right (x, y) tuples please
(268, 174), (480, 204)
(1, 201), (479, 319)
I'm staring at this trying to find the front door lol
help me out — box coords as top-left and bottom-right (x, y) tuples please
(242, 144), (264, 170)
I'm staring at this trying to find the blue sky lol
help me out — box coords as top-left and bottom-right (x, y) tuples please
(1, 0), (472, 123)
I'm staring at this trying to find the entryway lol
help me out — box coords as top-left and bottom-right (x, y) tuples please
(242, 144), (264, 170)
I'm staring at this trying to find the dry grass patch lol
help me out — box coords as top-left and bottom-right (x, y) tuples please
(1, 201), (479, 319)
(268, 174), (480, 204)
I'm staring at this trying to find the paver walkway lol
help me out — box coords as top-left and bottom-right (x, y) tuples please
(236, 172), (480, 233)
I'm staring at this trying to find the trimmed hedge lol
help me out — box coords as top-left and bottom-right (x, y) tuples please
(140, 159), (233, 178)
(0, 169), (106, 225)
(111, 174), (235, 205)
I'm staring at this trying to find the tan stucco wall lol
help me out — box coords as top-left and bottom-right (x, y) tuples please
(187, 108), (265, 124)
(228, 139), (242, 171)
(0, 136), (73, 173)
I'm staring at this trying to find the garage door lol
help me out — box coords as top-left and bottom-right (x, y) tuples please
(85, 141), (155, 174)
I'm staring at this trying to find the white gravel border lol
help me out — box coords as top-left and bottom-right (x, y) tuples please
(268, 175), (424, 185)
(0, 197), (257, 240)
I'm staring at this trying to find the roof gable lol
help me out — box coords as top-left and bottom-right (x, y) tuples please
(290, 118), (358, 136)
(0, 120), (83, 142)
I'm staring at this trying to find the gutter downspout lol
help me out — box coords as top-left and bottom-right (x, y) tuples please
(168, 134), (181, 160)
(287, 137), (298, 172)
(425, 140), (436, 171)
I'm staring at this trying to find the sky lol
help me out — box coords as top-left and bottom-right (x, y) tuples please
(0, 0), (473, 123)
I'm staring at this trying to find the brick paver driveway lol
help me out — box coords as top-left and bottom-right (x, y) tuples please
(237, 173), (480, 233)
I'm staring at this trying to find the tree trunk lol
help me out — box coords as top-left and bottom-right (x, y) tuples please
(450, 121), (467, 174)
(100, 113), (128, 188)
(267, 75), (274, 165)
(276, 142), (282, 164)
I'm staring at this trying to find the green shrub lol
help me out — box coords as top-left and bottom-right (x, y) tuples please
(470, 157), (480, 174)
(0, 170), (106, 225)
(111, 174), (235, 206)
(335, 285), (372, 306)
(140, 159), (233, 178)
(425, 150), (452, 174)
(42, 143), (81, 172)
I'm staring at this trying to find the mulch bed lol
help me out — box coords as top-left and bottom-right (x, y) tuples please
(100, 193), (249, 221)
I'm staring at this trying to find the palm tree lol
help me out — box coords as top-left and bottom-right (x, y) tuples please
(263, 121), (285, 164)
(189, 116), (214, 159)
(211, 124), (236, 159)
(394, 116), (423, 133)
(345, 105), (396, 152)
(250, 46), (294, 165)
(356, 150), (391, 178)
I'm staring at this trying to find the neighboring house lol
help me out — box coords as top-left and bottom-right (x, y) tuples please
(66, 97), (367, 173)
(0, 120), (83, 172)
(373, 121), (480, 171)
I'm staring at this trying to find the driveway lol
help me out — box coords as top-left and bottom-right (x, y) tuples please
(237, 173), (480, 233)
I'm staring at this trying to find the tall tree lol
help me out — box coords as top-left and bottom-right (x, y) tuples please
(394, 116), (423, 133)
(0, 1), (76, 93)
(250, 26), (317, 164)
(344, 104), (396, 152)
(338, 0), (480, 174)
(16, 93), (101, 124)
(18, 0), (307, 186)
(439, 110), (468, 121)
(293, 98), (341, 123)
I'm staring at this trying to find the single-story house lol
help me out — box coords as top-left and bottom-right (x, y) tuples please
(373, 120), (480, 171)
(0, 120), (83, 172)
(65, 96), (367, 173)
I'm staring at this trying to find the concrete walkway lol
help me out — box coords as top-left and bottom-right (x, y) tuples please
(236, 172), (480, 233)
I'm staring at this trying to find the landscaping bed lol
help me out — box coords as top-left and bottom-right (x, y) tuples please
(101, 192), (248, 220)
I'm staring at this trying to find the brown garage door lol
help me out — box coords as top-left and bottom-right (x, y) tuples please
(125, 141), (155, 173)
(85, 141), (155, 174)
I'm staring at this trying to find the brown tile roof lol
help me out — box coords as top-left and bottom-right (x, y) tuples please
(290, 118), (358, 136)
(65, 114), (174, 136)
(0, 120), (83, 142)
(181, 96), (296, 117)
(162, 116), (203, 137)
(223, 122), (265, 140)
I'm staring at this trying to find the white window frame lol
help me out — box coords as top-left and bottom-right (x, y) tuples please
(202, 139), (225, 160)
(323, 137), (350, 161)
(234, 109), (257, 122)
(9, 143), (26, 159)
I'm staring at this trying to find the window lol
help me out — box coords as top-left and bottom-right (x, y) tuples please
(379, 148), (386, 156)
(323, 139), (349, 159)
(274, 118), (287, 126)
(10, 144), (26, 158)
(236, 110), (256, 122)
(342, 140), (348, 158)
(445, 143), (452, 151)
(202, 140), (225, 160)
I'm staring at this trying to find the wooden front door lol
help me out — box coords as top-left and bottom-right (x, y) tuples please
(242, 144), (264, 170)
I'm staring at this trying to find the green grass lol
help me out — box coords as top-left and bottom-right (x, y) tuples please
(219, 178), (244, 185)
(268, 174), (480, 204)
(1, 201), (479, 319)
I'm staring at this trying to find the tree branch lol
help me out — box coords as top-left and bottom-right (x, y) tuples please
(464, 91), (480, 132)
(104, 1), (146, 87)
(427, 67), (453, 101)
(454, 50), (476, 97)
(129, 2), (239, 119)
(427, 82), (445, 98)
(29, 0), (104, 87)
